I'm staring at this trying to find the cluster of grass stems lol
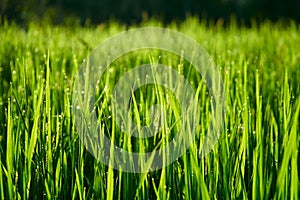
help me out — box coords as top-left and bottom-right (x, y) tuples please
(0, 18), (299, 199)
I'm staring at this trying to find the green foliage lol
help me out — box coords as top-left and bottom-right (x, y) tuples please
(0, 18), (299, 199)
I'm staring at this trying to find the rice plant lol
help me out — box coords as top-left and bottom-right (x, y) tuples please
(0, 18), (299, 199)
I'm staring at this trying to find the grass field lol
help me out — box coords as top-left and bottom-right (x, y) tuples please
(0, 18), (299, 199)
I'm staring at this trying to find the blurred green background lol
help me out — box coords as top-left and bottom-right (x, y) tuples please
(1, 0), (300, 25)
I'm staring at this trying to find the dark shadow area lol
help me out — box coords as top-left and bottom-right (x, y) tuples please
(1, 0), (300, 25)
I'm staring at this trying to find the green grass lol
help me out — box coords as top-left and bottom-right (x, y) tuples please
(0, 18), (299, 199)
